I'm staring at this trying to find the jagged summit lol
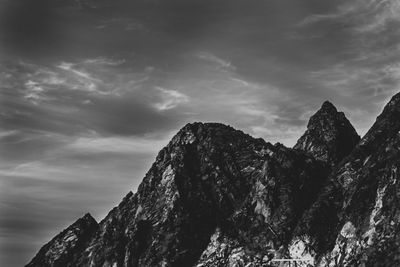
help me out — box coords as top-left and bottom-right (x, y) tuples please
(320, 100), (337, 113)
(27, 93), (400, 267)
(81, 213), (96, 221)
(294, 100), (360, 166)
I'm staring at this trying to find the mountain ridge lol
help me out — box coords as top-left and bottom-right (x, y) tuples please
(27, 93), (400, 266)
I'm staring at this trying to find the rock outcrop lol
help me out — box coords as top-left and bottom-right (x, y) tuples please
(27, 93), (400, 266)
(294, 101), (360, 167)
(26, 213), (98, 267)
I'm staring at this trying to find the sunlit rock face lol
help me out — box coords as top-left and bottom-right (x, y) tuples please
(27, 92), (400, 267)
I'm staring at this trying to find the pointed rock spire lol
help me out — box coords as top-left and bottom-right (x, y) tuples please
(320, 100), (337, 113)
(294, 101), (360, 166)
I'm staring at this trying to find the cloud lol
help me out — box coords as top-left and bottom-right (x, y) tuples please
(95, 17), (147, 32)
(297, 6), (353, 27)
(295, 0), (400, 135)
(195, 52), (236, 71)
(0, 58), (188, 138)
(0, 132), (171, 186)
(153, 87), (189, 111)
(65, 134), (171, 156)
(156, 51), (313, 146)
(82, 57), (126, 66)
(353, 0), (400, 33)
(57, 62), (104, 94)
(0, 130), (18, 139)
(299, 0), (400, 34)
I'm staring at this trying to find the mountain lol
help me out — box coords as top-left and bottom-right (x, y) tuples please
(291, 92), (400, 266)
(26, 214), (98, 267)
(294, 101), (360, 167)
(27, 93), (400, 266)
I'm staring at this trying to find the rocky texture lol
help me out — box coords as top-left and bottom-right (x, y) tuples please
(291, 92), (400, 266)
(294, 101), (360, 167)
(76, 123), (277, 267)
(195, 142), (328, 266)
(26, 214), (98, 267)
(27, 93), (400, 266)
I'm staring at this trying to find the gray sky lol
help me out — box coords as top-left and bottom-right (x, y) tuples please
(1, 0), (400, 266)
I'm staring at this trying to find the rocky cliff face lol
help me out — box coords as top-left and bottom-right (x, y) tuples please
(27, 93), (400, 267)
(294, 101), (360, 167)
(26, 214), (98, 267)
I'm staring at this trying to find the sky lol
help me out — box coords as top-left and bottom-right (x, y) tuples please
(1, 0), (400, 266)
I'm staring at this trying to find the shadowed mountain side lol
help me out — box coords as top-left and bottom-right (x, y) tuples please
(294, 101), (360, 167)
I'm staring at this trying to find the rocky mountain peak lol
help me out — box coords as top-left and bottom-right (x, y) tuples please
(294, 101), (360, 166)
(320, 100), (337, 113)
(79, 213), (97, 225)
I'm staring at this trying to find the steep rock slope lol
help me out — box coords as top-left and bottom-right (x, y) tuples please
(26, 214), (98, 267)
(74, 123), (274, 267)
(27, 100), (363, 267)
(294, 101), (360, 167)
(291, 92), (400, 266)
(196, 143), (327, 266)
